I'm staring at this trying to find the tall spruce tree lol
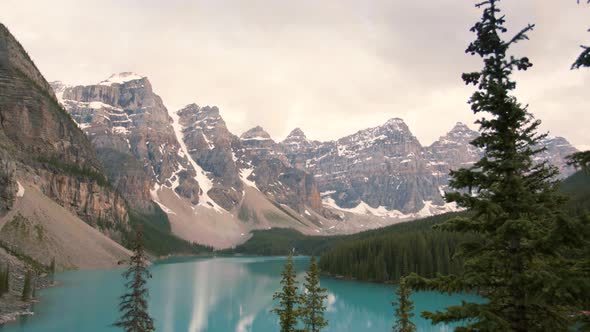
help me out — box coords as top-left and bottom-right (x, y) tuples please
(406, 0), (589, 331)
(568, 2), (590, 173)
(272, 254), (301, 332)
(392, 277), (416, 332)
(301, 256), (328, 332)
(114, 228), (155, 332)
(569, 5), (590, 328)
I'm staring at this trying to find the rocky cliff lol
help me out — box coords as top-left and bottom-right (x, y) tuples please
(237, 126), (323, 214)
(0, 24), (128, 232)
(52, 73), (201, 211)
(177, 104), (242, 210)
(281, 118), (446, 214)
(425, 122), (578, 186)
(280, 118), (578, 216)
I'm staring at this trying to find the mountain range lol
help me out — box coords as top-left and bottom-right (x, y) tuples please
(0, 24), (580, 265)
(49, 71), (578, 246)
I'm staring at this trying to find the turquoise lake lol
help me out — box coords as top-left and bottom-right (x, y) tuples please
(1, 256), (482, 331)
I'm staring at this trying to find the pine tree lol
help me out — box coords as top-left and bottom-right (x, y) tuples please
(31, 271), (36, 299)
(49, 257), (56, 275)
(0, 264), (7, 296)
(301, 256), (328, 332)
(569, 6), (590, 326)
(392, 277), (416, 332)
(21, 269), (32, 301)
(568, 3), (590, 173)
(572, 0), (590, 69)
(114, 228), (155, 332)
(406, 1), (589, 330)
(272, 254), (301, 332)
(4, 264), (9, 294)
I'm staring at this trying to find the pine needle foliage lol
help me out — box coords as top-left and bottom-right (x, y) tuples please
(114, 228), (155, 332)
(272, 254), (302, 332)
(392, 277), (416, 332)
(572, 1), (590, 69)
(568, 1), (590, 172)
(567, 151), (590, 174)
(301, 256), (328, 332)
(406, 1), (590, 331)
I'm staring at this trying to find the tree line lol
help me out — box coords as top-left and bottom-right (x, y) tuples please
(319, 230), (474, 283)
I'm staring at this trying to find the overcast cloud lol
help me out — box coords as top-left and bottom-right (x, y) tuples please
(0, 0), (588, 148)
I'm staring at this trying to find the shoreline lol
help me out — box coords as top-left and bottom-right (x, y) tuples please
(0, 252), (208, 326)
(0, 275), (54, 326)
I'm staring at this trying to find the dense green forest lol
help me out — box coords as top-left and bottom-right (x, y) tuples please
(560, 170), (590, 216)
(318, 229), (473, 282)
(227, 212), (468, 257)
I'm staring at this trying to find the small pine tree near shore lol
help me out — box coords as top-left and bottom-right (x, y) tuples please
(114, 228), (155, 332)
(0, 264), (9, 296)
(392, 277), (416, 332)
(4, 264), (9, 294)
(301, 256), (328, 332)
(272, 254), (301, 332)
(21, 269), (32, 301)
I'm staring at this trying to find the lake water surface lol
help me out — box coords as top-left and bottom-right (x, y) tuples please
(1, 256), (482, 332)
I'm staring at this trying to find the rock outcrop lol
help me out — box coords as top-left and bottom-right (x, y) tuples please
(236, 125), (323, 214)
(177, 104), (242, 210)
(52, 73), (201, 211)
(281, 118), (578, 215)
(281, 118), (444, 213)
(0, 24), (128, 232)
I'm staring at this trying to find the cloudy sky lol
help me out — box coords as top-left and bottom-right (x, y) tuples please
(1, 0), (588, 148)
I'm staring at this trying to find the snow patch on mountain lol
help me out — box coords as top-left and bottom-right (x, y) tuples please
(16, 181), (25, 197)
(170, 109), (223, 212)
(99, 72), (145, 86)
(239, 167), (258, 189)
(240, 136), (272, 141)
(322, 197), (461, 219)
(150, 184), (177, 215)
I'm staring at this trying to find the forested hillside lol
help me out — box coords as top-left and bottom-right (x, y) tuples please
(229, 212), (470, 255)
(561, 170), (590, 216)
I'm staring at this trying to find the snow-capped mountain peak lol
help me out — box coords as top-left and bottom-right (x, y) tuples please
(99, 72), (146, 86)
(383, 117), (408, 131)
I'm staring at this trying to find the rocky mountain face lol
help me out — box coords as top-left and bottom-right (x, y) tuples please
(176, 104), (242, 210)
(0, 24), (127, 233)
(280, 119), (578, 215)
(535, 136), (579, 176)
(51, 69), (580, 227)
(54, 77), (326, 222)
(51, 73), (201, 211)
(425, 122), (578, 185)
(281, 119), (445, 214)
(237, 126), (323, 213)
(425, 122), (482, 187)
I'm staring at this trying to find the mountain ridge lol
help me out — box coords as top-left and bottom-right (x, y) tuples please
(50, 72), (580, 246)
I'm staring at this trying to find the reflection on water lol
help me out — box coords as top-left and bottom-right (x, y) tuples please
(0, 256), (483, 332)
